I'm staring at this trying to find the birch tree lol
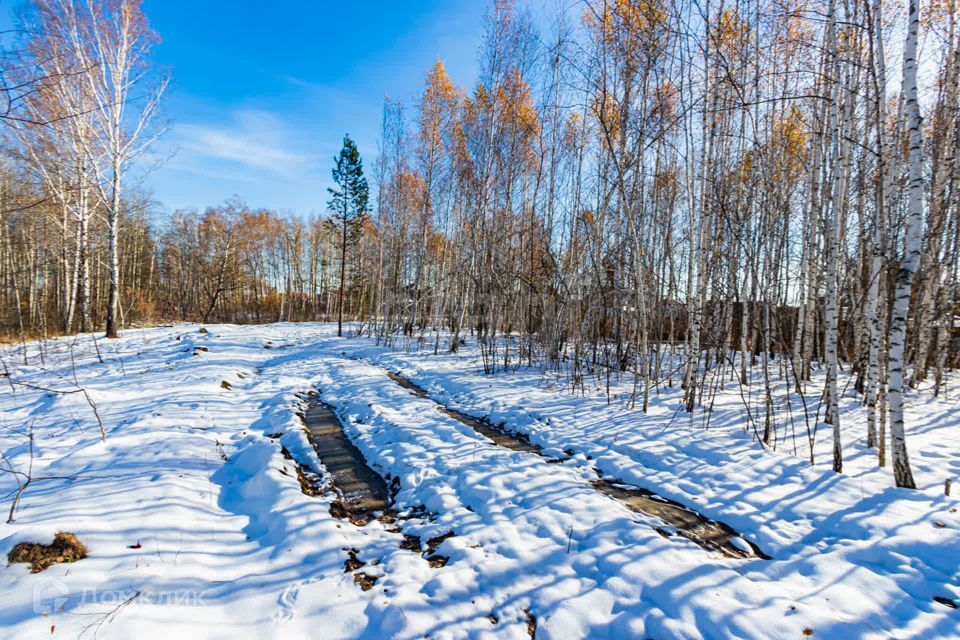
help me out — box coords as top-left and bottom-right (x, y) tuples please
(886, 0), (924, 489)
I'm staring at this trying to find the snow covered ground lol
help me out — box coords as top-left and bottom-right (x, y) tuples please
(0, 323), (958, 639)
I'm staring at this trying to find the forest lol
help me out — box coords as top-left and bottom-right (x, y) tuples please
(1, 1), (958, 488)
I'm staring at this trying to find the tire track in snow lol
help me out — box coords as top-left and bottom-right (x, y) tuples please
(311, 351), (796, 639)
(378, 358), (766, 559)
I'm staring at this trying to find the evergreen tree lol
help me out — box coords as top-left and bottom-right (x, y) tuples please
(327, 134), (369, 337)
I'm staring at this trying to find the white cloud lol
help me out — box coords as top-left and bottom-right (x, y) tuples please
(172, 109), (316, 176)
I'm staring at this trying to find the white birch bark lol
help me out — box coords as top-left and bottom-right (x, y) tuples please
(887, 0), (923, 489)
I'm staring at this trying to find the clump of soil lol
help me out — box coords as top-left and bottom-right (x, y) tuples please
(425, 531), (455, 554)
(8, 532), (87, 573)
(401, 531), (455, 569)
(279, 446), (321, 496)
(327, 499), (373, 526)
(329, 500), (351, 521)
(353, 572), (379, 591)
(399, 534), (422, 552)
(426, 554), (448, 568)
(344, 549), (365, 572)
(295, 468), (320, 494)
(198, 327), (209, 334)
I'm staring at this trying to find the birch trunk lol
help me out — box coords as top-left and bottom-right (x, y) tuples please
(887, 0), (923, 489)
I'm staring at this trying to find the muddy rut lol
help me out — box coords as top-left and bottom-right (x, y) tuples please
(385, 370), (768, 560)
(387, 372), (541, 454)
(300, 396), (390, 522)
(293, 393), (458, 585)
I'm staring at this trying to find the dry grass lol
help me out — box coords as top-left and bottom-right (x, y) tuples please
(8, 532), (87, 573)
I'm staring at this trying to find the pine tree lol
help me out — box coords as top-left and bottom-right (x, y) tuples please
(328, 134), (369, 337)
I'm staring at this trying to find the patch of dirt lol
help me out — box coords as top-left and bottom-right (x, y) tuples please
(426, 554), (448, 568)
(396, 529), (454, 568)
(8, 532), (87, 573)
(279, 446), (321, 496)
(399, 535), (422, 552)
(294, 466), (320, 496)
(328, 499), (369, 526)
(934, 596), (958, 609)
(409, 531), (456, 569)
(353, 572), (379, 591)
(525, 609), (537, 638)
(328, 499), (350, 519)
(220, 380), (232, 390)
(425, 531), (455, 554)
(344, 549), (365, 572)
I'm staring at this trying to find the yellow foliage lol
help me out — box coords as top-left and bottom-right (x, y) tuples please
(564, 112), (583, 149)
(495, 69), (541, 140)
(583, 0), (668, 57)
(769, 106), (809, 182)
(424, 61), (457, 103)
(781, 1), (815, 45)
(924, 0), (959, 30)
(653, 167), (678, 197)
(419, 60), (460, 153)
(711, 9), (751, 61)
(652, 81), (678, 123)
(393, 170), (427, 215)
(592, 89), (622, 140)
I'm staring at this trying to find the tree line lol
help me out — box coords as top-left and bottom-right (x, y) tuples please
(360, 0), (959, 488)
(1, 0), (958, 487)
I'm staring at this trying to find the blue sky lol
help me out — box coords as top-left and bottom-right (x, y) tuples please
(138, 0), (490, 217)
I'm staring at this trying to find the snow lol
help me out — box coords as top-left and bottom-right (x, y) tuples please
(1, 323), (958, 639)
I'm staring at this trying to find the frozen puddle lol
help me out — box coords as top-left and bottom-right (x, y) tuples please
(386, 370), (767, 559)
(301, 396), (390, 523)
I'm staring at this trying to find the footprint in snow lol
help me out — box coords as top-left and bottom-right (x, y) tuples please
(274, 582), (302, 623)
